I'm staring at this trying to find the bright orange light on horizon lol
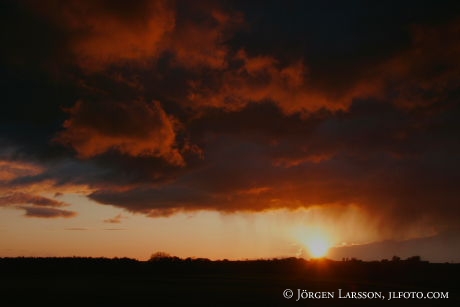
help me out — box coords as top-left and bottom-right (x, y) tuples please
(306, 235), (330, 258)
(294, 226), (333, 258)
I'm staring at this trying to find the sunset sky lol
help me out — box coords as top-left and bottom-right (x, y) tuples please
(1, 0), (460, 262)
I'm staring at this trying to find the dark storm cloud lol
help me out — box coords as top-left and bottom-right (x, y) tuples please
(90, 185), (211, 217)
(1, 0), (459, 236)
(87, 97), (460, 230)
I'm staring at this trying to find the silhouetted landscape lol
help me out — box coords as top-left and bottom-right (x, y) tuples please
(1, 255), (458, 306)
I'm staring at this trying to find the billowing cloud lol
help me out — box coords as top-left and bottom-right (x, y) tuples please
(55, 99), (185, 166)
(27, 0), (175, 71)
(86, 97), (460, 240)
(188, 50), (380, 113)
(189, 20), (460, 114)
(167, 4), (243, 69)
(24, 0), (242, 72)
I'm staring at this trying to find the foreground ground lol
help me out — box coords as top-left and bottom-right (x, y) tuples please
(0, 257), (458, 306)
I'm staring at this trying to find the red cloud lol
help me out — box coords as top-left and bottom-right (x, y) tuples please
(56, 99), (185, 166)
(27, 0), (242, 71)
(188, 49), (381, 114)
(166, 8), (243, 69)
(188, 19), (460, 114)
(29, 0), (175, 71)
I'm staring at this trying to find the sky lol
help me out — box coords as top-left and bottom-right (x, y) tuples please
(1, 0), (460, 262)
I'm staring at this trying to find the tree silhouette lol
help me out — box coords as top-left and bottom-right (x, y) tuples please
(406, 255), (422, 262)
(149, 251), (173, 261)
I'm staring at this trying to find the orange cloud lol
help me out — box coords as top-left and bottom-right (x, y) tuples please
(0, 160), (43, 181)
(166, 8), (243, 69)
(20, 1), (460, 115)
(56, 99), (185, 166)
(27, 0), (242, 71)
(11, 2), (458, 233)
(29, 0), (175, 71)
(188, 49), (381, 114)
(0, 158), (95, 219)
(188, 19), (460, 114)
(0, 192), (67, 207)
(0, 158), (93, 196)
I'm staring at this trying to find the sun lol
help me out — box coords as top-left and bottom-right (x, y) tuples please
(292, 225), (333, 259)
(296, 229), (332, 258)
(307, 236), (330, 258)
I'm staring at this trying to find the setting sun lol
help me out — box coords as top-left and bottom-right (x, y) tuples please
(293, 226), (333, 258)
(307, 236), (330, 258)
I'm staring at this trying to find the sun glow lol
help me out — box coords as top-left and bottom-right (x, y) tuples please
(294, 226), (333, 258)
(306, 235), (330, 258)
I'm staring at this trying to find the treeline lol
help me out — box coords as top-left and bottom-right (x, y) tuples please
(1, 255), (457, 282)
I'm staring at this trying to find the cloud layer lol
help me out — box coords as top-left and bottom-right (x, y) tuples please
(1, 0), (459, 241)
(0, 158), (78, 218)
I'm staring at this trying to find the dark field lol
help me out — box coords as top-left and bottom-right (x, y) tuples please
(1, 257), (458, 306)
